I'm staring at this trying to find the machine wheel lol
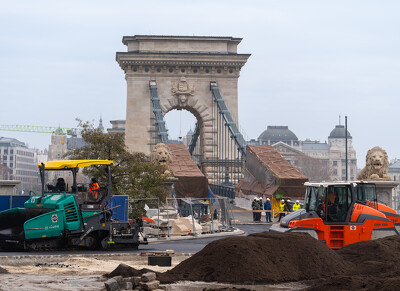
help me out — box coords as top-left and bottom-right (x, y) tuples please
(100, 235), (111, 250)
(85, 234), (98, 250)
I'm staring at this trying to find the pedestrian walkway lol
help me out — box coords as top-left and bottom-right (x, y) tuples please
(229, 205), (284, 225)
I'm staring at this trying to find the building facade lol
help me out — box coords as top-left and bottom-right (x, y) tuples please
(327, 125), (357, 181)
(256, 124), (357, 181)
(0, 137), (39, 193)
(389, 160), (400, 211)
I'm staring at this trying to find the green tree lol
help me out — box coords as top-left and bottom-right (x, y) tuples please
(65, 121), (168, 213)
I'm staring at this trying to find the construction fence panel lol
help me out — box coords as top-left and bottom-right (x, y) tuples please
(164, 197), (234, 237)
(129, 197), (161, 239)
(128, 197), (235, 238)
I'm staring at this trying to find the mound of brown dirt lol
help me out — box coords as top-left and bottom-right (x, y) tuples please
(157, 232), (350, 284)
(308, 235), (400, 291)
(106, 233), (400, 290)
(338, 235), (400, 276)
(104, 263), (152, 278)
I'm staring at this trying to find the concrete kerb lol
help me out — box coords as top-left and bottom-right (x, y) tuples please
(145, 227), (245, 243)
(0, 228), (244, 261)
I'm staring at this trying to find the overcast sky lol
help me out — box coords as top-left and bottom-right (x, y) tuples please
(1, 0), (400, 167)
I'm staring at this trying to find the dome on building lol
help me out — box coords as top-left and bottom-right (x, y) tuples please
(186, 128), (194, 136)
(328, 125), (352, 139)
(258, 126), (298, 142)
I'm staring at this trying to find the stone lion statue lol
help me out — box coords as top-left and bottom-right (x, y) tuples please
(357, 146), (391, 181)
(150, 143), (172, 176)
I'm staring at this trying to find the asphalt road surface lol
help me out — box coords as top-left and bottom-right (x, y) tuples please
(0, 224), (270, 256)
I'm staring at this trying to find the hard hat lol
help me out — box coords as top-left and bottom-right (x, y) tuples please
(281, 199), (284, 202)
(296, 200), (299, 203)
(267, 198), (270, 201)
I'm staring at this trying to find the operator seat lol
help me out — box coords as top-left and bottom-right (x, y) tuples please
(56, 178), (66, 192)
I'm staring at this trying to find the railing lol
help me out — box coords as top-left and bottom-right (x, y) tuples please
(210, 184), (235, 199)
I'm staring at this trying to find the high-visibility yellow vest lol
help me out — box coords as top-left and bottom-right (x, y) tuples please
(293, 203), (301, 211)
(279, 202), (285, 211)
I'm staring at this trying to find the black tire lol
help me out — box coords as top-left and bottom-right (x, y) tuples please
(100, 235), (111, 250)
(86, 234), (98, 250)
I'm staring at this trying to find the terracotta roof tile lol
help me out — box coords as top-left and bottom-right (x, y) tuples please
(248, 145), (307, 180)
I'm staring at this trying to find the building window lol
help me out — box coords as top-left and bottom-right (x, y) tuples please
(193, 68), (197, 73)
(217, 69), (221, 73)
(333, 161), (337, 166)
(333, 169), (337, 175)
(169, 68), (173, 73)
(394, 176), (397, 181)
(157, 68), (161, 72)
(144, 67), (149, 72)
(205, 68), (210, 73)
(133, 67), (137, 72)
(181, 68), (185, 73)
(342, 169), (346, 175)
(229, 69), (233, 73)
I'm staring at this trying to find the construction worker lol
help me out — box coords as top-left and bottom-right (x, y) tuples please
(89, 178), (100, 200)
(251, 197), (258, 222)
(257, 198), (263, 221)
(327, 191), (339, 221)
(278, 199), (286, 222)
(286, 199), (293, 212)
(264, 198), (272, 222)
(55, 178), (66, 192)
(254, 198), (261, 222)
(293, 200), (301, 211)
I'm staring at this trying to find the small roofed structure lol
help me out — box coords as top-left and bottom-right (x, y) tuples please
(161, 143), (209, 198)
(236, 145), (308, 200)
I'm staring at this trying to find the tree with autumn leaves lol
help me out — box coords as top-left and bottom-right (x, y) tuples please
(65, 121), (168, 208)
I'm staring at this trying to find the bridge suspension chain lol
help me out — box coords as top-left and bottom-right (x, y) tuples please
(149, 80), (169, 144)
(210, 81), (246, 158)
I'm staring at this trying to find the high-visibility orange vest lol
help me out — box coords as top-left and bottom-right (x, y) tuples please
(89, 182), (100, 199)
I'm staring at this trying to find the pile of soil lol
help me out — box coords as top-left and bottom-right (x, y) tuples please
(104, 263), (154, 278)
(308, 235), (400, 290)
(106, 232), (400, 290)
(106, 232), (349, 284)
(158, 232), (350, 284)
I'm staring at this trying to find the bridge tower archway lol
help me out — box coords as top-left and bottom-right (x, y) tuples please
(116, 35), (250, 183)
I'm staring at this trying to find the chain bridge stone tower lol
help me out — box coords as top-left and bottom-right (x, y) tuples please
(116, 35), (250, 182)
